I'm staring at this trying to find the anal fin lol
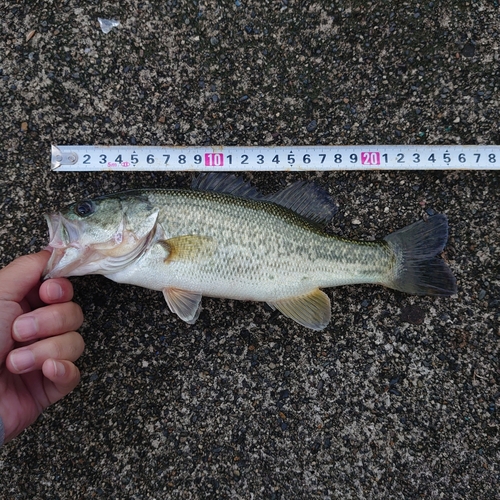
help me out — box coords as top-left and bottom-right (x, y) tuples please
(163, 287), (202, 324)
(268, 289), (331, 331)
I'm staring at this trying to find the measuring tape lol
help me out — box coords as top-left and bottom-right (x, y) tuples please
(51, 144), (500, 171)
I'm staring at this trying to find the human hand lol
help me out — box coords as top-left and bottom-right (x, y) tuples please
(0, 251), (84, 444)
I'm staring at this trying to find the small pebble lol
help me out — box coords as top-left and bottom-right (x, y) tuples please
(306, 120), (317, 132)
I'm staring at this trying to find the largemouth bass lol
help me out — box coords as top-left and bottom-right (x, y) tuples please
(43, 174), (456, 330)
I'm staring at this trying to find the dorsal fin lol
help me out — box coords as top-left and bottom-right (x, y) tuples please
(191, 173), (263, 200)
(191, 173), (337, 227)
(263, 181), (337, 227)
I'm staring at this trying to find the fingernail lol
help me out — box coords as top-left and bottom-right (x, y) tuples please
(53, 360), (66, 377)
(13, 316), (38, 341)
(46, 281), (63, 301)
(10, 349), (35, 372)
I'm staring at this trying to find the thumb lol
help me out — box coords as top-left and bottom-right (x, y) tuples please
(0, 251), (51, 302)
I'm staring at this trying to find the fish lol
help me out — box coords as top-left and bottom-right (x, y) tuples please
(43, 174), (457, 330)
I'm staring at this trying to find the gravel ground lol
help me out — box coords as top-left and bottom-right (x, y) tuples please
(1, 0), (499, 498)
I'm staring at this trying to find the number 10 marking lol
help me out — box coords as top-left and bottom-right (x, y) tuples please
(205, 153), (224, 167)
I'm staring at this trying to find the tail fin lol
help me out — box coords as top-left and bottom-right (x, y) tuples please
(383, 215), (457, 296)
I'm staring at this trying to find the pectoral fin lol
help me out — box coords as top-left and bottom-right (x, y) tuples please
(268, 289), (331, 331)
(160, 235), (215, 263)
(163, 287), (202, 324)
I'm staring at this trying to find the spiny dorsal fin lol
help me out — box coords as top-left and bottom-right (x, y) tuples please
(263, 181), (337, 227)
(191, 173), (263, 200)
(191, 174), (337, 227)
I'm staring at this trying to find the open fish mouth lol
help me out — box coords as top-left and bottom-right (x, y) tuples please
(43, 212), (159, 280)
(43, 213), (88, 279)
(45, 213), (81, 249)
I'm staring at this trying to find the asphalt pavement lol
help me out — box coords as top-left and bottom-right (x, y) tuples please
(0, 1), (499, 498)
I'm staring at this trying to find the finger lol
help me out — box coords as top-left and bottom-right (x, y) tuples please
(6, 331), (85, 374)
(24, 277), (75, 312)
(12, 302), (84, 343)
(0, 251), (51, 302)
(41, 359), (81, 406)
(38, 278), (74, 304)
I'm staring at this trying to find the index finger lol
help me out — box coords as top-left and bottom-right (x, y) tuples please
(0, 251), (51, 302)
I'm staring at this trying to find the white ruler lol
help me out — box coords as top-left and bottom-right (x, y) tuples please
(51, 144), (500, 171)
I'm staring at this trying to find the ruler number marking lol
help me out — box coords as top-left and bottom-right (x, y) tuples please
(205, 153), (224, 167)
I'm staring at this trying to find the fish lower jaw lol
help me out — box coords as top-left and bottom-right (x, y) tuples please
(43, 245), (96, 279)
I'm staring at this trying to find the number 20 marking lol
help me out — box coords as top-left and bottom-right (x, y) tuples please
(361, 152), (381, 165)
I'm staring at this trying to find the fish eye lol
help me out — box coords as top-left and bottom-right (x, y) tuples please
(74, 200), (96, 217)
